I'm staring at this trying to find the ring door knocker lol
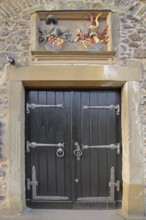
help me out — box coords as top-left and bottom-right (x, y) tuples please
(56, 147), (64, 158)
(74, 142), (82, 160)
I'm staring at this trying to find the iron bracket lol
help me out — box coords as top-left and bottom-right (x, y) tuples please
(109, 167), (120, 201)
(26, 103), (64, 114)
(27, 166), (38, 191)
(26, 141), (64, 152)
(82, 143), (120, 154)
(82, 104), (120, 115)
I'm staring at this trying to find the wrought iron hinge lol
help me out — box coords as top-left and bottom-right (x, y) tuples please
(109, 180), (120, 192)
(27, 178), (38, 191)
(109, 167), (120, 193)
(27, 166), (38, 191)
(26, 103), (64, 114)
(82, 104), (120, 115)
(26, 141), (64, 152)
(82, 143), (120, 154)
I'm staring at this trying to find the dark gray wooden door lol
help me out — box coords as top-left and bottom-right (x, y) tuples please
(25, 90), (122, 209)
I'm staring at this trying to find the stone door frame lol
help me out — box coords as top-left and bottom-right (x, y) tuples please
(7, 63), (144, 217)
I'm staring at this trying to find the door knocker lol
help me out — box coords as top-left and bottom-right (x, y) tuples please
(56, 147), (64, 158)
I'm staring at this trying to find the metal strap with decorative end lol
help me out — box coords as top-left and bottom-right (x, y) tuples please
(82, 104), (120, 115)
(82, 143), (120, 154)
(26, 141), (64, 152)
(26, 103), (64, 114)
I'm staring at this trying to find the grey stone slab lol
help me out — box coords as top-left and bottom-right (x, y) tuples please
(0, 209), (125, 220)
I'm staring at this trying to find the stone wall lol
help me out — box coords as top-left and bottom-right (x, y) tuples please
(0, 0), (146, 215)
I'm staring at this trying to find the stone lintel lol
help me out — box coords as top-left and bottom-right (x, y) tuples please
(7, 64), (141, 88)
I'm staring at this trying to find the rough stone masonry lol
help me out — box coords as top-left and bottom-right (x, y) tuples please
(0, 0), (146, 215)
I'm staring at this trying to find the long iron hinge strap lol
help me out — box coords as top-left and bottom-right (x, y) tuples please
(82, 105), (120, 115)
(27, 141), (64, 152)
(26, 103), (64, 114)
(82, 143), (120, 154)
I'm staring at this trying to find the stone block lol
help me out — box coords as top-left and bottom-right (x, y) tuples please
(128, 42), (138, 48)
(6, 45), (19, 52)
(21, 40), (30, 46)
(122, 24), (133, 29)
(128, 3), (141, 15)
(22, 13), (30, 20)
(91, 3), (102, 9)
(137, 5), (146, 17)
(122, 182), (145, 216)
(59, 1), (80, 10)
(121, 18), (128, 23)
(137, 28), (146, 34)
(7, 35), (20, 44)
(0, 28), (10, 36)
(128, 33), (143, 42)
(121, 39), (129, 44)
(127, 14), (139, 21)
(17, 19), (28, 26)
(114, 0), (129, 7)
(134, 49), (146, 59)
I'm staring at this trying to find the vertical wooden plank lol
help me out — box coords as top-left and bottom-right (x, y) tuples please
(64, 91), (72, 200)
(90, 91), (99, 197)
(107, 91), (117, 197)
(25, 90), (32, 202)
(29, 91), (39, 143)
(56, 92), (65, 196)
(25, 91), (31, 201)
(37, 91), (48, 196)
(38, 150), (48, 196)
(73, 92), (82, 200)
(46, 91), (56, 196)
(81, 92), (90, 197)
(115, 91), (122, 201)
(98, 91), (108, 197)
(29, 91), (40, 195)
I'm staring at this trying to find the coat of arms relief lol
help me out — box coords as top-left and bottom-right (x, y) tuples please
(38, 13), (109, 52)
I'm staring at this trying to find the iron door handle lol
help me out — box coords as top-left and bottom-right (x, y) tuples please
(56, 147), (64, 158)
(73, 142), (82, 160)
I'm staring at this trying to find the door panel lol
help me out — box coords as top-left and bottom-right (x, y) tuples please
(73, 91), (121, 207)
(25, 90), (121, 209)
(26, 91), (72, 208)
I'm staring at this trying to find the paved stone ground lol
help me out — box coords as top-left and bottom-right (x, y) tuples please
(1, 209), (146, 220)
(0, 209), (127, 220)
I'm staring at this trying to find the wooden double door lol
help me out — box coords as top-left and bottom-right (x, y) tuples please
(25, 90), (122, 209)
